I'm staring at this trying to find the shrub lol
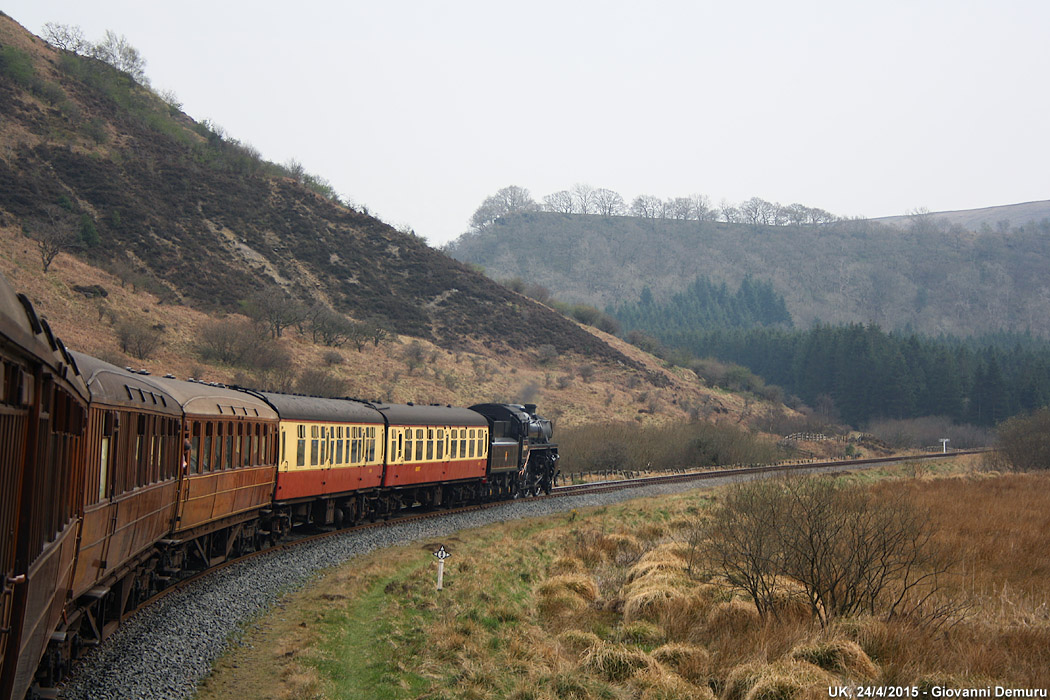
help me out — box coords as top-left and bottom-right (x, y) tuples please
(0, 46), (35, 87)
(197, 317), (291, 372)
(79, 214), (99, 246)
(295, 368), (347, 398)
(703, 476), (956, 627)
(996, 408), (1050, 472)
(115, 316), (163, 360)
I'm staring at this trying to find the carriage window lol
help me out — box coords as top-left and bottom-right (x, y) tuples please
(243, 427), (252, 466)
(202, 422), (213, 472)
(468, 429), (475, 458)
(335, 438), (344, 464)
(99, 436), (110, 500)
(367, 427), (376, 461)
(190, 422), (200, 474)
(310, 437), (319, 466)
(450, 429), (458, 459)
(415, 428), (425, 461)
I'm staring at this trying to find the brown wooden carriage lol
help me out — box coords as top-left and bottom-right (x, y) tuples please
(0, 275), (87, 700)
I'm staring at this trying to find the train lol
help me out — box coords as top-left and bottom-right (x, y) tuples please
(0, 272), (558, 700)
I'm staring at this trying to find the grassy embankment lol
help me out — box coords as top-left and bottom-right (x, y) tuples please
(194, 455), (1050, 699)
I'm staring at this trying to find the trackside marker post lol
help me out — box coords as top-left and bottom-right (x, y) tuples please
(434, 545), (451, 590)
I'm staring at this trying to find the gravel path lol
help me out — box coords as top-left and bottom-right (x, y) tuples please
(57, 464), (860, 699)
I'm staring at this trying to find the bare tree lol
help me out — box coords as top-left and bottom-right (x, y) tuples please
(308, 306), (356, 347)
(241, 290), (307, 339)
(667, 197), (694, 220)
(115, 316), (164, 360)
(470, 185), (539, 230)
(42, 23), (90, 54)
(593, 188), (626, 216)
(570, 183), (596, 214)
(691, 193), (714, 221)
(90, 30), (149, 85)
(739, 197), (768, 225)
(630, 195), (663, 219)
(33, 228), (73, 273)
(715, 198), (737, 223)
(542, 190), (575, 214)
(30, 205), (77, 273)
(704, 476), (958, 628)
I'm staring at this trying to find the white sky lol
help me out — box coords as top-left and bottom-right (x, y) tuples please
(6, 1), (1049, 244)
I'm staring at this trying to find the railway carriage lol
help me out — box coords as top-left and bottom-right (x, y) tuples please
(377, 403), (490, 513)
(250, 391), (386, 527)
(0, 276), (87, 700)
(64, 353), (183, 647)
(146, 378), (279, 567)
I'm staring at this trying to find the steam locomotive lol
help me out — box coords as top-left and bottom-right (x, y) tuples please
(0, 272), (558, 700)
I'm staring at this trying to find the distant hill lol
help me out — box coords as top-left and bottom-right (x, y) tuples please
(0, 13), (634, 367)
(447, 205), (1050, 337)
(873, 200), (1050, 232)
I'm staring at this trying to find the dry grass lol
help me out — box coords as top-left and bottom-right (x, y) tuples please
(535, 574), (599, 603)
(582, 641), (653, 681)
(790, 639), (878, 680)
(650, 642), (711, 681)
(194, 460), (1049, 698)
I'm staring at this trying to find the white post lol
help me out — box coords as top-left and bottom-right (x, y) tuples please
(434, 544), (451, 591)
(939, 438), (950, 453)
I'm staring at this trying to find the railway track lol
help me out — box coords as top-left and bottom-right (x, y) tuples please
(58, 449), (980, 699)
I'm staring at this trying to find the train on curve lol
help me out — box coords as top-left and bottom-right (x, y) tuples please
(0, 272), (558, 700)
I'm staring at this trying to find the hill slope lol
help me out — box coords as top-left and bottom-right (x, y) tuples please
(0, 13), (632, 366)
(447, 207), (1050, 337)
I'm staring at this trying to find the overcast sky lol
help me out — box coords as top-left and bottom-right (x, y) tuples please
(6, 1), (1049, 244)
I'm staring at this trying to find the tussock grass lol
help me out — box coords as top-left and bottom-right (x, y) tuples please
(536, 591), (588, 620)
(582, 641), (653, 681)
(623, 583), (686, 623)
(536, 574), (600, 602)
(790, 639), (878, 679)
(650, 642), (711, 681)
(706, 598), (762, 636)
(611, 620), (666, 647)
(630, 667), (715, 700)
(548, 555), (586, 576)
(725, 660), (835, 700)
(556, 629), (602, 657)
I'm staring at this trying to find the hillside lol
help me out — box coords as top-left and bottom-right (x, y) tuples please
(0, 14), (810, 434)
(0, 16), (647, 360)
(447, 207), (1050, 337)
(0, 14), (640, 363)
(873, 199), (1050, 232)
